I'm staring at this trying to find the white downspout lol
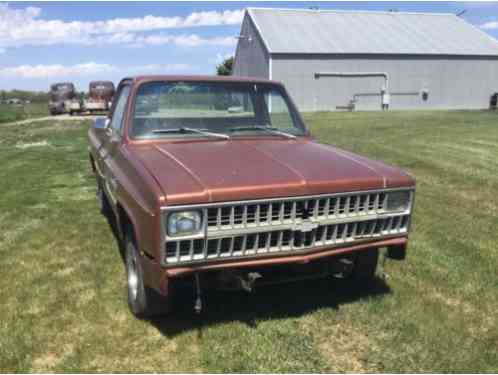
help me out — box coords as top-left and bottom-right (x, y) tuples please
(268, 56), (272, 112)
(268, 56), (272, 80)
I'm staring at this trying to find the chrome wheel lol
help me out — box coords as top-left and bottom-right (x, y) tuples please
(127, 248), (139, 302)
(125, 234), (171, 318)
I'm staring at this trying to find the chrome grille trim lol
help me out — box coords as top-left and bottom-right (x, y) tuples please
(204, 191), (390, 234)
(161, 188), (414, 266)
(163, 215), (410, 264)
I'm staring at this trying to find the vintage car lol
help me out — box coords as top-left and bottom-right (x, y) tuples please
(88, 75), (415, 318)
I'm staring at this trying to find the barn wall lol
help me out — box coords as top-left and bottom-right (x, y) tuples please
(271, 55), (498, 111)
(233, 14), (269, 79)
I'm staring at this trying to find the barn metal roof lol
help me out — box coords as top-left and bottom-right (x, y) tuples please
(247, 8), (498, 56)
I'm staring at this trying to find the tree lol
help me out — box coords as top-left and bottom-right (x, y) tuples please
(216, 56), (234, 76)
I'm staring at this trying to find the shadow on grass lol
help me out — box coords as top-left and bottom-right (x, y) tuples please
(102, 209), (391, 338)
(148, 276), (391, 339)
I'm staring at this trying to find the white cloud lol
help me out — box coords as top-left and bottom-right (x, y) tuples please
(99, 10), (244, 33)
(70, 32), (236, 48)
(130, 34), (236, 48)
(481, 21), (498, 30)
(0, 62), (192, 79)
(0, 4), (243, 49)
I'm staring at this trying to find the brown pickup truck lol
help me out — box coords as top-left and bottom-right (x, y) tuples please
(88, 75), (415, 318)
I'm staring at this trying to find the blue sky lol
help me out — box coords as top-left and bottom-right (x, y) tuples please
(1, 1), (498, 91)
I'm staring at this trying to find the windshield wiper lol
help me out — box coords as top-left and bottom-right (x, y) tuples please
(229, 125), (297, 139)
(151, 127), (230, 140)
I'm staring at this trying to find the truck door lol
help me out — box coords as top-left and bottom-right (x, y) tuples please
(98, 84), (131, 206)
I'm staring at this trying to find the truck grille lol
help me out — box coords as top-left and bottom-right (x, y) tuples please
(206, 192), (387, 232)
(165, 215), (409, 264)
(162, 190), (413, 265)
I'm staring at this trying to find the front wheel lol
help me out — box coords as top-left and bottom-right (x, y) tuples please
(125, 233), (170, 318)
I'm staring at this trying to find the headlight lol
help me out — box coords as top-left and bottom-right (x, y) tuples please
(167, 211), (202, 237)
(386, 191), (411, 212)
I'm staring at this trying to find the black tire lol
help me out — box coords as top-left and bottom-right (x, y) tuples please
(351, 248), (379, 281)
(96, 180), (112, 218)
(125, 232), (170, 318)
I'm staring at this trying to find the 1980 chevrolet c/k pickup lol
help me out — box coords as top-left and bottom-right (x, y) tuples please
(88, 75), (415, 318)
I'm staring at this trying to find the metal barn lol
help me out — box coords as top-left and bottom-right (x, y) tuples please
(233, 8), (498, 111)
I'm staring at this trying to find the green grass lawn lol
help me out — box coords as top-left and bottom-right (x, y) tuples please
(0, 111), (497, 372)
(0, 103), (48, 124)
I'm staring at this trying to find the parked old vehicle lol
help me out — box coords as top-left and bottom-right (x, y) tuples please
(48, 82), (81, 115)
(88, 75), (416, 318)
(85, 81), (115, 113)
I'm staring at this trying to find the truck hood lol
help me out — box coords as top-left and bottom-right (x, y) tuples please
(129, 138), (414, 206)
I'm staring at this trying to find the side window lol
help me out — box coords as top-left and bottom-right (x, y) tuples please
(110, 85), (131, 134)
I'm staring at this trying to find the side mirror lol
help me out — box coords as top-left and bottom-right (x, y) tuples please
(93, 117), (110, 130)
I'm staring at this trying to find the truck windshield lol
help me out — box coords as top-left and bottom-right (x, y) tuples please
(130, 81), (307, 139)
(50, 83), (75, 101)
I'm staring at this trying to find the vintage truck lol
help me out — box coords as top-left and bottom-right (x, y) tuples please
(48, 82), (81, 115)
(88, 75), (415, 318)
(84, 81), (115, 113)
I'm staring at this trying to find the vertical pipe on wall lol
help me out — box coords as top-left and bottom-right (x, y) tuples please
(268, 56), (273, 112)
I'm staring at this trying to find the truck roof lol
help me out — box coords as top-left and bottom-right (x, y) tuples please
(89, 80), (114, 86)
(50, 82), (75, 90)
(123, 75), (281, 86)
